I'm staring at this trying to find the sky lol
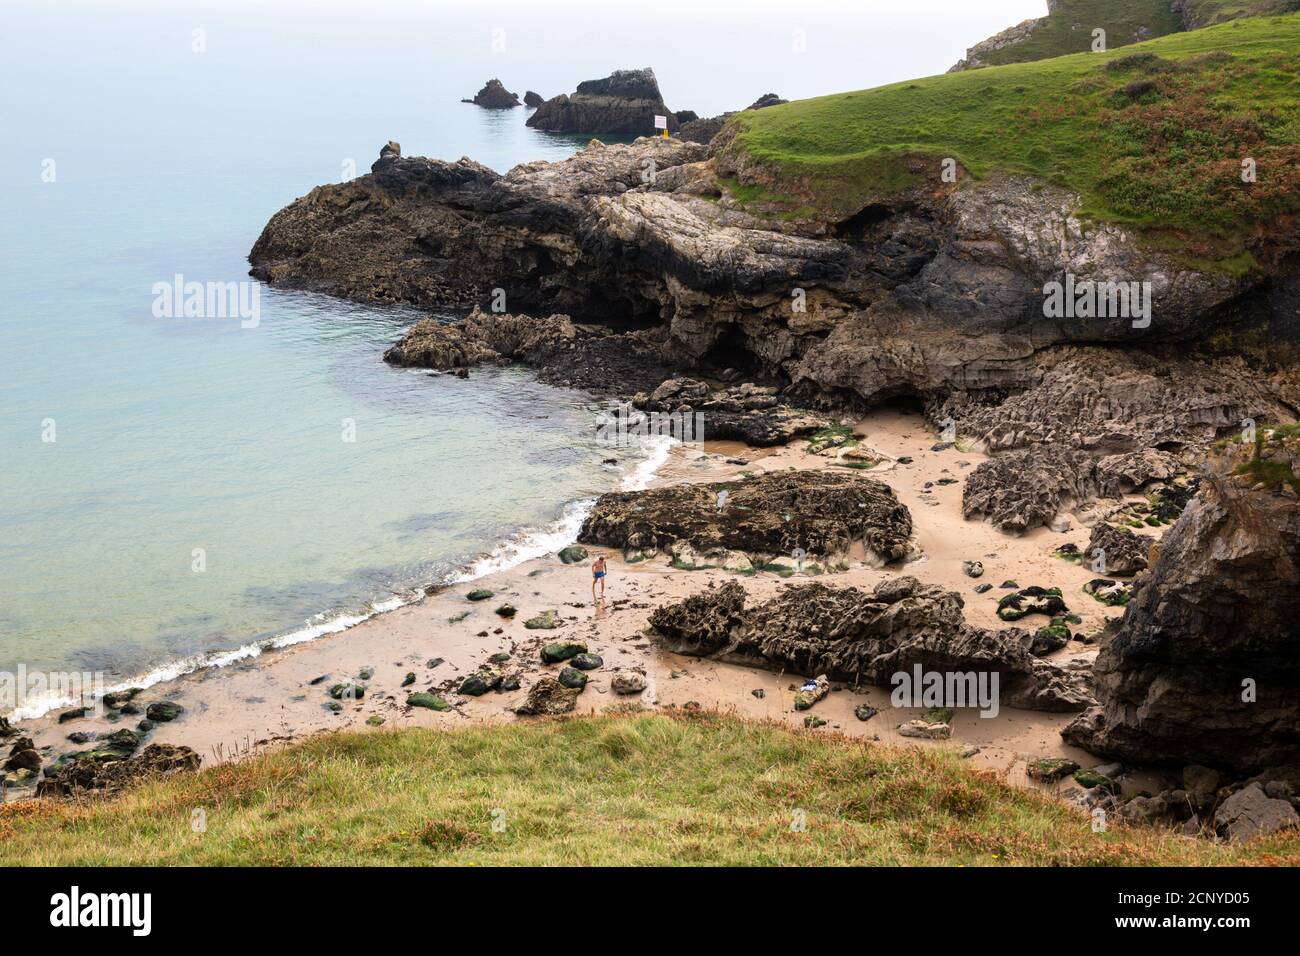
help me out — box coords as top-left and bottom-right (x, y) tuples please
(7, 0), (1050, 116)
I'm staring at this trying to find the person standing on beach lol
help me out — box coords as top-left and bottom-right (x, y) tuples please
(591, 555), (608, 602)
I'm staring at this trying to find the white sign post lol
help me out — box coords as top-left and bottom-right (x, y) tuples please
(654, 114), (668, 139)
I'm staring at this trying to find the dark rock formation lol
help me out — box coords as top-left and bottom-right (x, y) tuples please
(523, 90), (545, 108)
(578, 470), (913, 566)
(464, 78), (521, 108)
(4, 736), (41, 772)
(648, 577), (1092, 712)
(384, 306), (688, 398)
(382, 316), (504, 370)
(37, 744), (201, 798)
(249, 136), (1298, 531)
(677, 115), (727, 145)
(527, 68), (678, 134)
(1213, 781), (1299, 842)
(1064, 466), (1300, 773)
(746, 93), (788, 109)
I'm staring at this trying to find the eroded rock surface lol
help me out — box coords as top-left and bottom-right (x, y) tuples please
(578, 470), (913, 565)
(648, 578), (1092, 712)
(37, 744), (201, 798)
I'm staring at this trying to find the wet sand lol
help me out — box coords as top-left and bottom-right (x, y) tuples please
(10, 408), (1161, 798)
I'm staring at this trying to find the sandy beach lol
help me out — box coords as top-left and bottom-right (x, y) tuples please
(11, 406), (1166, 799)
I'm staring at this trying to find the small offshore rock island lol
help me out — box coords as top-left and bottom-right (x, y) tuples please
(7, 0), (1300, 865)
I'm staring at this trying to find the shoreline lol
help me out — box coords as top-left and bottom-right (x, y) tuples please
(8, 406), (1163, 802)
(3, 425), (673, 725)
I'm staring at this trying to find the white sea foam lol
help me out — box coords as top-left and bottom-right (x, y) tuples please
(7, 437), (679, 722)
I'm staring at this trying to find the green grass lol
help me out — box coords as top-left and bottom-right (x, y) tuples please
(969, 0), (1184, 69)
(1184, 0), (1300, 27)
(722, 13), (1300, 264)
(3, 711), (1298, 865)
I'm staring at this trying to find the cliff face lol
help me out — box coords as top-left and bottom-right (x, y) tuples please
(249, 136), (1296, 391)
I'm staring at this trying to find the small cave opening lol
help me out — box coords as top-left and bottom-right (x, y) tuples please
(870, 393), (928, 416)
(702, 323), (762, 379)
(834, 203), (894, 244)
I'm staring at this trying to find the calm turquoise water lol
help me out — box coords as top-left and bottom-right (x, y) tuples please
(0, 0), (1035, 704)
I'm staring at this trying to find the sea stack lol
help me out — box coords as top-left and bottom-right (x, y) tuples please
(464, 78), (521, 108)
(527, 68), (679, 134)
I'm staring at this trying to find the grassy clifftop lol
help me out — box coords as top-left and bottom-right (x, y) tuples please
(3, 711), (1298, 865)
(723, 13), (1300, 264)
(954, 0), (1300, 70)
(959, 0), (1185, 70)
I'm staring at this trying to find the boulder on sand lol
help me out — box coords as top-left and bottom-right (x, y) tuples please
(514, 676), (580, 716)
(1085, 522), (1151, 577)
(649, 577), (1092, 712)
(579, 470), (913, 566)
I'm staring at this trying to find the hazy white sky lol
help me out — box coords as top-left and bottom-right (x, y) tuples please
(11, 0), (1052, 117)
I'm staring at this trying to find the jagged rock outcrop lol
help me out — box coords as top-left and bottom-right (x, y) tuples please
(962, 445), (1181, 534)
(523, 90), (545, 108)
(1064, 456), (1300, 772)
(464, 78), (521, 108)
(578, 470), (913, 565)
(630, 377), (825, 445)
(948, 14), (1046, 72)
(527, 68), (679, 134)
(384, 308), (576, 369)
(934, 349), (1294, 456)
(37, 744), (201, 798)
(649, 578), (1093, 711)
(1086, 523), (1152, 577)
(382, 316), (505, 369)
